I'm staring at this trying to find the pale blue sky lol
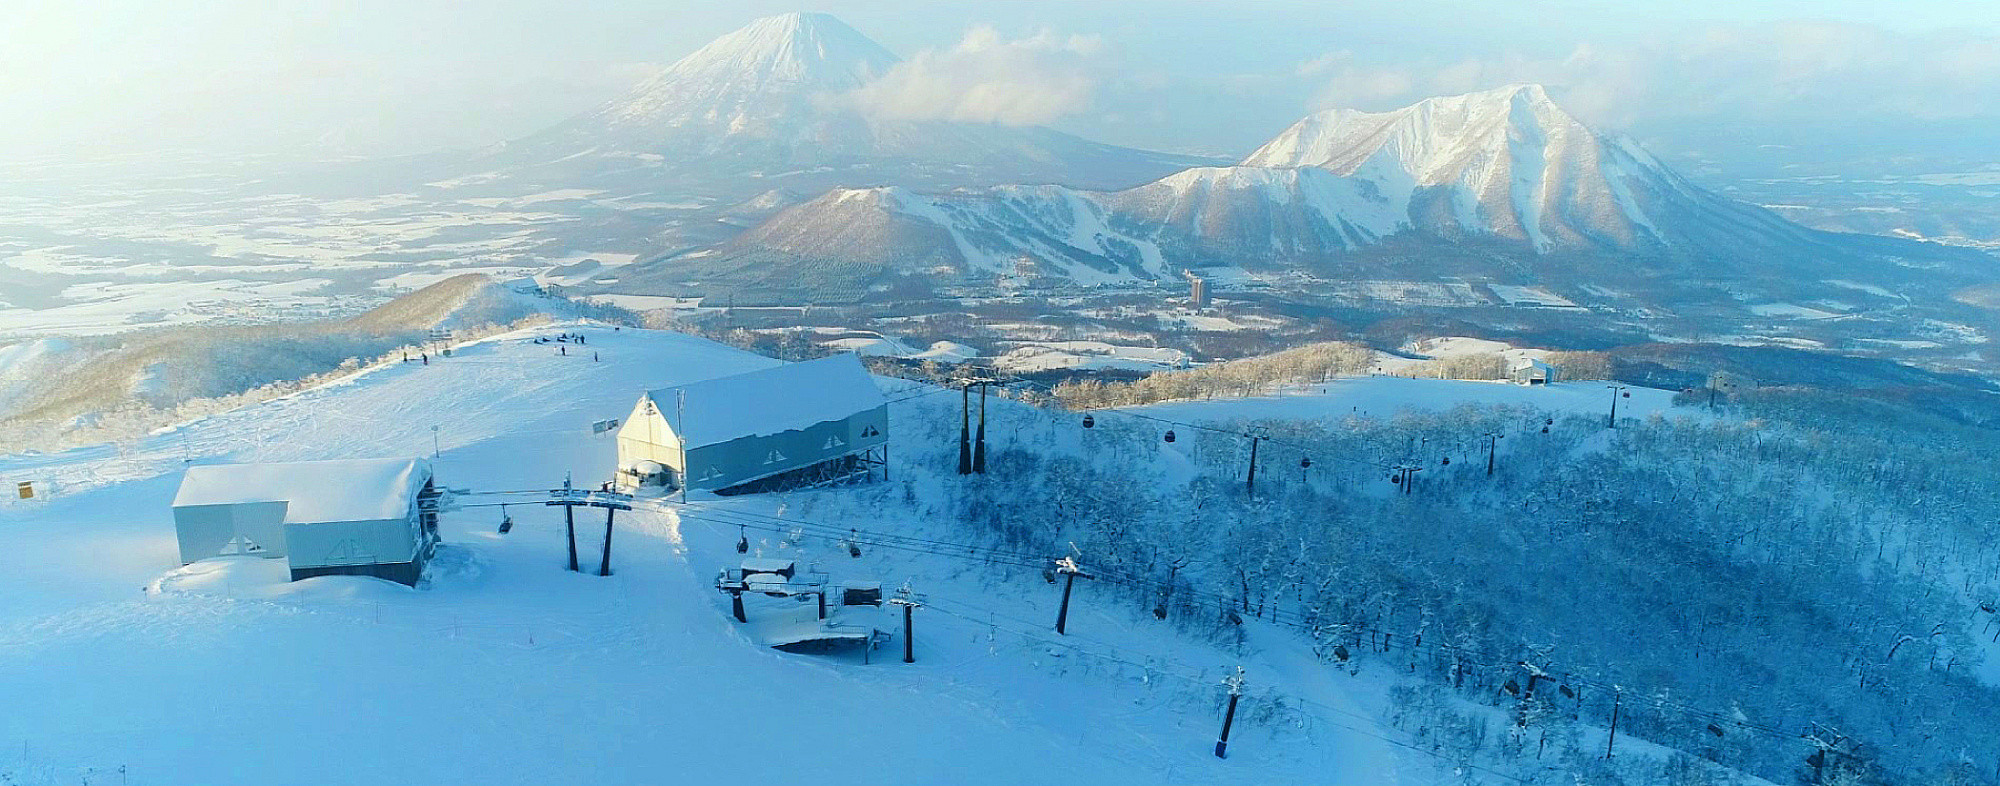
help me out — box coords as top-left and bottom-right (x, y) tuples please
(7, 0), (1996, 162)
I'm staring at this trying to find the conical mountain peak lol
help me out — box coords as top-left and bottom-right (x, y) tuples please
(583, 12), (899, 141)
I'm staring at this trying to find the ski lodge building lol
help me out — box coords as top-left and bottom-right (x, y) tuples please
(170, 458), (441, 586)
(616, 354), (889, 494)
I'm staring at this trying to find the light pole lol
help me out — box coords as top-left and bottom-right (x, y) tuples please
(431, 425), (440, 458)
(1605, 385), (1629, 428)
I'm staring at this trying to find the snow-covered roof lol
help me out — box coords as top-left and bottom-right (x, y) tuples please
(1510, 357), (1554, 372)
(644, 354), (886, 448)
(172, 458), (431, 524)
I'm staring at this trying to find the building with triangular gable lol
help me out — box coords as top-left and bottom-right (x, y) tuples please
(616, 354), (889, 494)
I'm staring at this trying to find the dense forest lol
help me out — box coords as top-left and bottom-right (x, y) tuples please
(805, 382), (2000, 785)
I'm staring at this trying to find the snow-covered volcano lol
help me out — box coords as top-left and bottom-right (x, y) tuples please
(626, 84), (1983, 303)
(544, 12), (897, 155)
(488, 13), (1206, 193)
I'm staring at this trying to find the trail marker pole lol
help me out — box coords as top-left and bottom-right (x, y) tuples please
(1215, 667), (1245, 759)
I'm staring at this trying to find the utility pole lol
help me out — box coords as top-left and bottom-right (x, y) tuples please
(1053, 554), (1092, 634)
(888, 582), (921, 663)
(1606, 385), (1629, 428)
(1245, 436), (1261, 496)
(1485, 433), (1503, 477)
(1604, 688), (1621, 759)
(1215, 667), (1246, 759)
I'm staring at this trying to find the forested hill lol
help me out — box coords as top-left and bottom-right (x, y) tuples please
(827, 381), (2000, 784)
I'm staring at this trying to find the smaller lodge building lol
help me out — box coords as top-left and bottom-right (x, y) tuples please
(171, 458), (440, 586)
(616, 354), (889, 494)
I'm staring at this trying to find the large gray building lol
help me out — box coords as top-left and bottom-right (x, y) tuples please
(170, 458), (440, 586)
(616, 354), (889, 494)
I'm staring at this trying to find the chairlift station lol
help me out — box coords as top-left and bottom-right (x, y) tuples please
(616, 354), (889, 494)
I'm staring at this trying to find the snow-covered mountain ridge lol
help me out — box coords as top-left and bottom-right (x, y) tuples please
(625, 83), (1983, 304)
(1240, 84), (1729, 251)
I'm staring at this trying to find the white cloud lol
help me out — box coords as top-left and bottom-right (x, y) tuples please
(840, 26), (1107, 126)
(1294, 51), (1415, 103)
(1298, 22), (2000, 131)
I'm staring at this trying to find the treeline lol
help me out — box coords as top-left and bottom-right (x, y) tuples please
(1399, 350), (1613, 381)
(1050, 344), (1616, 410)
(1049, 341), (1376, 409)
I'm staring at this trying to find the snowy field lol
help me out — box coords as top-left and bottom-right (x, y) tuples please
(0, 324), (1460, 785)
(0, 176), (644, 338)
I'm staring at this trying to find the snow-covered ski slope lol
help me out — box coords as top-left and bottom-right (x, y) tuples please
(0, 323), (1740, 784)
(0, 324), (1431, 785)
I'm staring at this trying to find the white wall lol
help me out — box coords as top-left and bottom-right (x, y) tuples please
(172, 501), (289, 563)
(283, 517), (420, 569)
(615, 395), (684, 475)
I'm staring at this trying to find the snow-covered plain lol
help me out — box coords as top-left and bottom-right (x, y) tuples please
(0, 324), (1443, 785)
